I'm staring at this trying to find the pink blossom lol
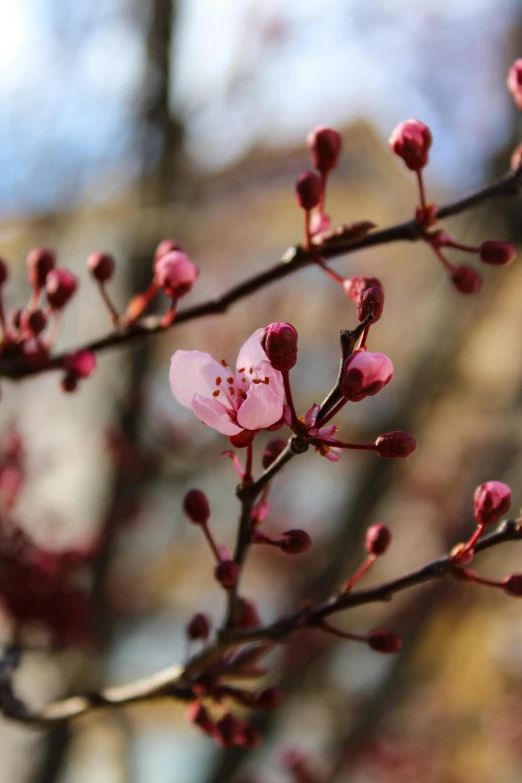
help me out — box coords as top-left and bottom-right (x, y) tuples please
(341, 351), (393, 402)
(169, 329), (284, 436)
(154, 250), (199, 298)
(389, 119), (432, 171)
(507, 59), (522, 110)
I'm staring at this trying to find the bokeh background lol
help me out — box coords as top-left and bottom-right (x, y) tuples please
(0, 1), (522, 781)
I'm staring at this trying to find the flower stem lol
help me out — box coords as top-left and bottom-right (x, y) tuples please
(282, 370), (298, 427)
(341, 555), (376, 592)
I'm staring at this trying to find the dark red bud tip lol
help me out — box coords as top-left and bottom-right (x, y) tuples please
(450, 265), (482, 295)
(154, 239), (183, 265)
(63, 350), (97, 379)
(215, 559), (239, 588)
(388, 119), (432, 171)
(473, 480), (511, 526)
(367, 628), (403, 654)
(343, 276), (384, 303)
(253, 686), (282, 710)
(45, 268), (78, 309)
(186, 612), (211, 641)
(87, 252), (115, 282)
(262, 438), (287, 469)
(20, 309), (47, 337)
(307, 126), (342, 174)
(503, 574), (522, 597)
(260, 322), (298, 371)
(0, 259), (8, 286)
(375, 431), (417, 459)
(357, 286), (385, 323)
(280, 529), (312, 554)
(61, 373), (78, 393)
(341, 351), (393, 402)
(478, 240), (516, 267)
(295, 171), (323, 211)
(187, 703), (215, 737)
(27, 247), (56, 288)
(365, 523), (392, 556)
(183, 489), (210, 525)
(507, 59), (522, 110)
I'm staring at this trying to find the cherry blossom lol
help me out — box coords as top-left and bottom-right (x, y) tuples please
(169, 329), (285, 436)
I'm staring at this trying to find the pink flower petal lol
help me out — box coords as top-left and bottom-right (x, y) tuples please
(236, 328), (269, 372)
(170, 350), (231, 408)
(191, 394), (242, 435)
(236, 384), (283, 431)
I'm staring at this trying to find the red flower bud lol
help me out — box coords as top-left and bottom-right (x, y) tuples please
(186, 612), (210, 641)
(61, 373), (78, 393)
(503, 574), (522, 597)
(507, 59), (522, 110)
(367, 628), (403, 654)
(154, 251), (199, 298)
(215, 559), (239, 588)
(27, 247), (56, 288)
(183, 489), (210, 525)
(280, 529), (312, 554)
(63, 350), (97, 379)
(262, 438), (287, 469)
(295, 171), (322, 211)
(478, 240), (516, 267)
(450, 265), (482, 295)
(45, 268), (78, 309)
(343, 276), (384, 303)
(473, 481), (511, 526)
(341, 351), (393, 402)
(375, 431), (417, 459)
(261, 322), (298, 371)
(154, 239), (183, 264)
(87, 252), (115, 282)
(357, 286), (385, 323)
(389, 119), (432, 171)
(20, 309), (47, 337)
(307, 126), (342, 174)
(365, 523), (391, 556)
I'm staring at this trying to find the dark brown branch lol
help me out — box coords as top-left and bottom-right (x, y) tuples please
(1, 165), (521, 381)
(2, 519), (519, 728)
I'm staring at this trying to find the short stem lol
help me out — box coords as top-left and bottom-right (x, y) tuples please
(159, 297), (178, 328)
(201, 523), (221, 564)
(341, 555), (376, 592)
(315, 257), (345, 285)
(97, 281), (120, 325)
(243, 442), (254, 485)
(357, 325), (370, 350)
(282, 370), (298, 427)
(416, 170), (427, 213)
(315, 397), (347, 428)
(124, 282), (160, 324)
(463, 524), (485, 552)
(316, 620), (366, 643)
(320, 171), (329, 212)
(444, 240), (478, 254)
(430, 243), (455, 272)
(304, 211), (312, 250)
(331, 440), (377, 451)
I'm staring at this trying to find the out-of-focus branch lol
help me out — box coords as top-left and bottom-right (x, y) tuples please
(1, 164), (521, 381)
(1, 519), (519, 728)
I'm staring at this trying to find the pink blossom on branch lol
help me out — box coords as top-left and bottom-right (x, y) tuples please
(341, 351), (393, 402)
(169, 329), (284, 436)
(388, 119), (432, 172)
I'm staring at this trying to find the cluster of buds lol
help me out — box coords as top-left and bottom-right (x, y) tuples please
(388, 112), (517, 294)
(183, 489), (239, 588)
(295, 127), (342, 245)
(451, 480), (513, 566)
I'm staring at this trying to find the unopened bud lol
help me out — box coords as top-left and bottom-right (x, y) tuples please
(45, 268), (78, 309)
(450, 265), (482, 295)
(307, 126), (342, 174)
(261, 322), (298, 371)
(365, 523), (391, 556)
(262, 438), (287, 469)
(183, 489), (210, 525)
(20, 309), (47, 337)
(186, 612), (210, 641)
(503, 574), (522, 597)
(280, 529), (312, 554)
(389, 119), (432, 171)
(295, 171), (322, 211)
(154, 239), (182, 264)
(27, 248), (56, 288)
(478, 240), (516, 267)
(507, 59), (522, 110)
(154, 251), (199, 299)
(343, 275), (384, 303)
(87, 252), (115, 282)
(367, 628), (403, 654)
(375, 431), (417, 458)
(341, 351), (393, 402)
(357, 286), (384, 322)
(63, 350), (96, 378)
(215, 559), (239, 588)
(473, 480), (511, 526)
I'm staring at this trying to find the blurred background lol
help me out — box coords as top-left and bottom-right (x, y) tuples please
(0, 1), (522, 781)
